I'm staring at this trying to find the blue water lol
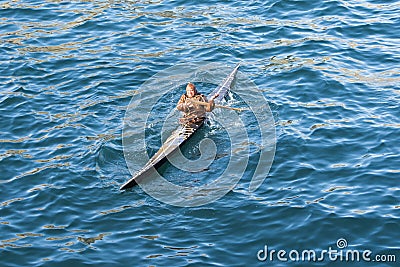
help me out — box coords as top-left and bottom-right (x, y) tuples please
(1, 0), (399, 266)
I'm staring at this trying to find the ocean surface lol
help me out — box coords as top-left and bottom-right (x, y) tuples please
(1, 0), (399, 266)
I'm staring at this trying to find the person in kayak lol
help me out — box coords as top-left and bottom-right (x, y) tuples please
(177, 82), (219, 124)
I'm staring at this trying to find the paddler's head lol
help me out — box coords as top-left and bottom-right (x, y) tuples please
(186, 82), (197, 98)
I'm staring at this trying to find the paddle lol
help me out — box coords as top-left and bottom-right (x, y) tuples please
(187, 98), (247, 112)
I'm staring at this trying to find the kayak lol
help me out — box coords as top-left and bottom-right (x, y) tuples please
(120, 63), (240, 190)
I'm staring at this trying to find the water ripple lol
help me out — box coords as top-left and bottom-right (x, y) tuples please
(1, 0), (399, 266)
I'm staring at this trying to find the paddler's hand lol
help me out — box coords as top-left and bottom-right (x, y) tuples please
(206, 93), (218, 112)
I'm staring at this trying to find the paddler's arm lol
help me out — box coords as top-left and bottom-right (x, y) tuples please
(177, 95), (190, 112)
(204, 93), (219, 112)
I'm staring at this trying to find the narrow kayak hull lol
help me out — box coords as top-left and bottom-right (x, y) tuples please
(120, 120), (204, 189)
(120, 63), (240, 190)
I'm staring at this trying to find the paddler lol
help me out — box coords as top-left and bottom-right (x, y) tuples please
(176, 82), (219, 124)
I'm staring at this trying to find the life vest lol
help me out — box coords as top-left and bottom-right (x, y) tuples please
(178, 93), (208, 119)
